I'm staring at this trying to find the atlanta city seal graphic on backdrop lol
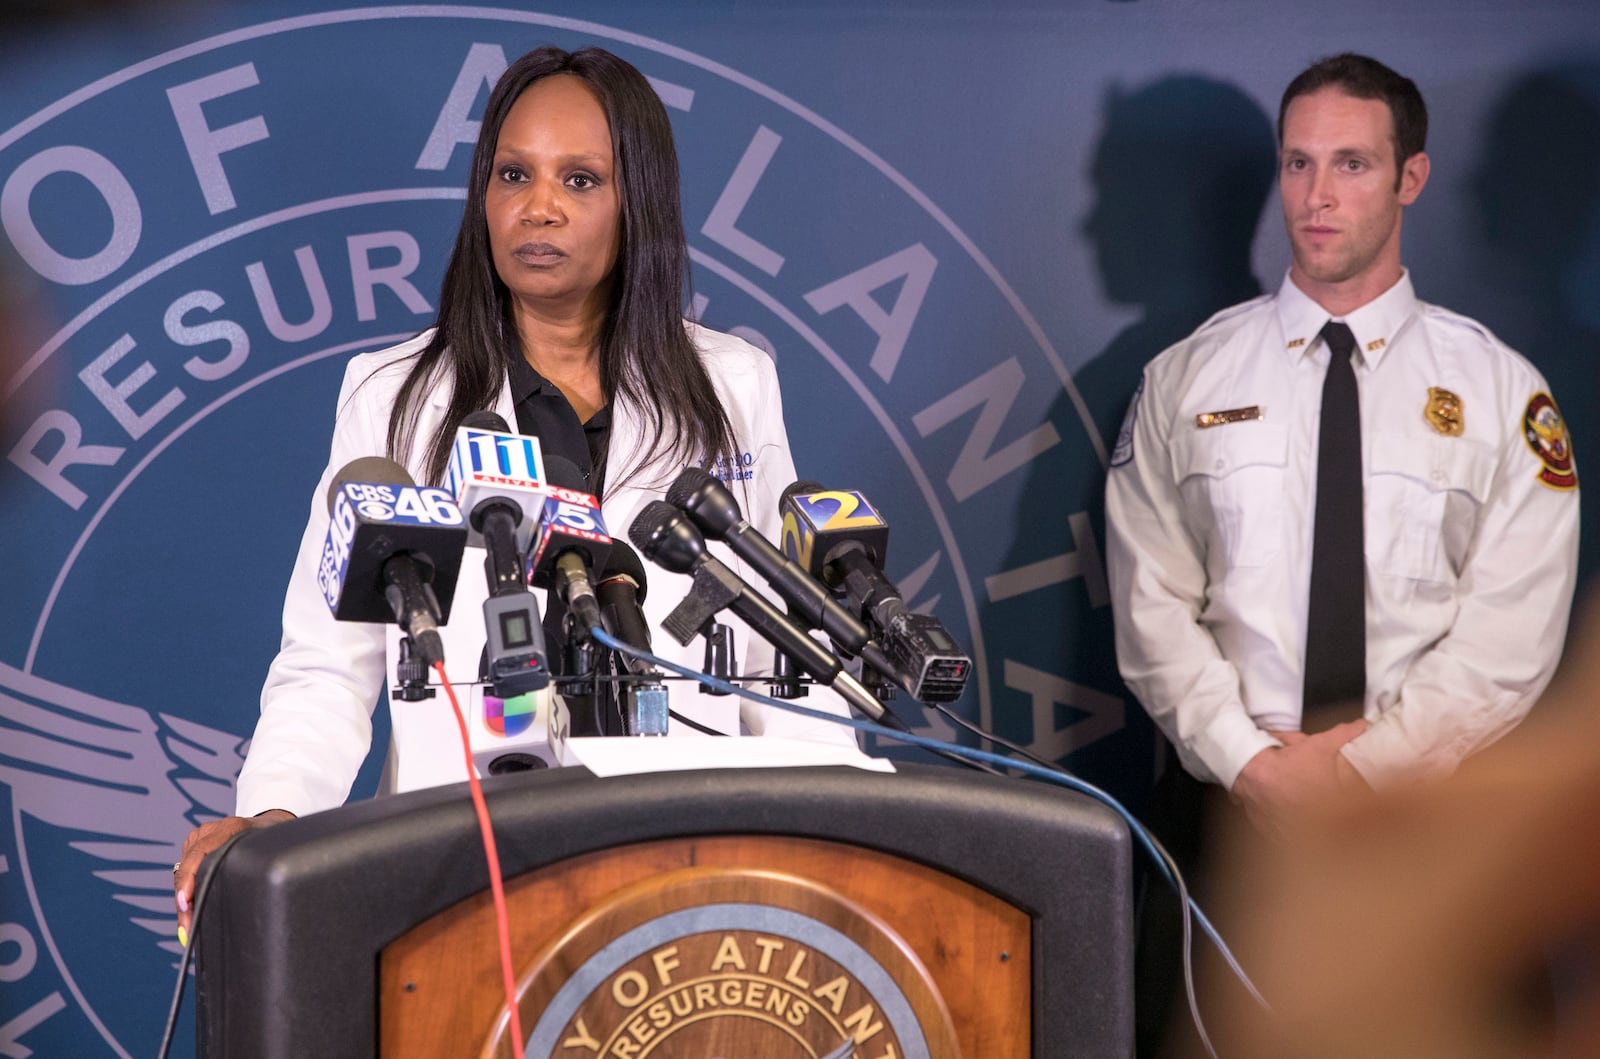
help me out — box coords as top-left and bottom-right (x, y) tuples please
(0, 8), (1115, 1054)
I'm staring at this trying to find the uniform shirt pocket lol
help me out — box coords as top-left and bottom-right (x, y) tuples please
(1368, 433), (1496, 582)
(1171, 423), (1289, 568)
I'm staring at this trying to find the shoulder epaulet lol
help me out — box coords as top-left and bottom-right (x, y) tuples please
(1418, 302), (1499, 345)
(1144, 293), (1274, 371)
(1416, 302), (1548, 381)
(1192, 293), (1274, 336)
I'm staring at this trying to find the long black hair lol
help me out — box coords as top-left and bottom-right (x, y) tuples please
(385, 46), (737, 491)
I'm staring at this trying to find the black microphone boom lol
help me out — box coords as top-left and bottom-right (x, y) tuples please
(596, 540), (657, 677)
(666, 467), (874, 654)
(593, 540), (669, 735)
(629, 500), (887, 721)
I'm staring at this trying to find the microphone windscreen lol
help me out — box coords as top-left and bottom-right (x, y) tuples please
(544, 454), (587, 492)
(326, 456), (413, 514)
(780, 479), (825, 505)
(461, 410), (511, 432)
(629, 499), (676, 546)
(665, 466), (718, 510)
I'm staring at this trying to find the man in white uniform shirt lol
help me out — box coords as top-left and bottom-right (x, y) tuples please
(1106, 53), (1580, 1053)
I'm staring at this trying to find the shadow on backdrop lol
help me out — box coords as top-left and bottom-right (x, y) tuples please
(999, 75), (1275, 812)
(1076, 75), (1276, 450)
(1465, 64), (1600, 597)
(1004, 75), (1277, 1059)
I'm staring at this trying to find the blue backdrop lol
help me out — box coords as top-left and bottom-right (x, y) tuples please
(2, 2), (1597, 1055)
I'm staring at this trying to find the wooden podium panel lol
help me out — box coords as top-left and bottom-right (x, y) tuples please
(379, 835), (1029, 1058)
(196, 764), (1133, 1057)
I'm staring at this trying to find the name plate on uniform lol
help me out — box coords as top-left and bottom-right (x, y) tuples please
(1195, 406), (1264, 428)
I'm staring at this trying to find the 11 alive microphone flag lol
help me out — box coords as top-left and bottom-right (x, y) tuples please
(446, 424), (546, 551)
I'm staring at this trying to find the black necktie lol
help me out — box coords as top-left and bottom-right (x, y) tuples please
(1302, 320), (1366, 729)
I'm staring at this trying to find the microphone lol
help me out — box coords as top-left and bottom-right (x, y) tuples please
(317, 456), (468, 666)
(445, 413), (546, 551)
(629, 499), (887, 721)
(596, 540), (656, 675)
(526, 456), (611, 642)
(594, 540), (668, 735)
(447, 412), (549, 696)
(780, 481), (972, 704)
(665, 467), (873, 656)
(449, 411), (541, 589)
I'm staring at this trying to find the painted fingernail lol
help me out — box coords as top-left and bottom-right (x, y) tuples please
(176, 890), (189, 913)
(178, 924), (188, 948)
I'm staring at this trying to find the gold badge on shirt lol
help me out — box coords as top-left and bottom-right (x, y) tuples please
(1424, 387), (1464, 436)
(1195, 406), (1263, 428)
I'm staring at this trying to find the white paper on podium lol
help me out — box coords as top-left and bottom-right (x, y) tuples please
(559, 735), (897, 778)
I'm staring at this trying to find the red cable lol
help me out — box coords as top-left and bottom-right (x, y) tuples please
(435, 661), (527, 1059)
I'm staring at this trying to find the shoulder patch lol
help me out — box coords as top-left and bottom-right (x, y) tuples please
(1110, 376), (1143, 468)
(1523, 392), (1578, 491)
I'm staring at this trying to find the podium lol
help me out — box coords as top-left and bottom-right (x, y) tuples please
(194, 762), (1133, 1057)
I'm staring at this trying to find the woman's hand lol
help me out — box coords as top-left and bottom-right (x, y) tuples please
(173, 809), (294, 944)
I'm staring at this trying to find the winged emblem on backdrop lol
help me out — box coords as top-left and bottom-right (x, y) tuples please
(0, 661), (245, 960)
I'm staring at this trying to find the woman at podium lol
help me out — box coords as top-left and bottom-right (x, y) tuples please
(173, 44), (853, 939)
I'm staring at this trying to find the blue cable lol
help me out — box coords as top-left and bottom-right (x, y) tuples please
(588, 625), (1270, 1012)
